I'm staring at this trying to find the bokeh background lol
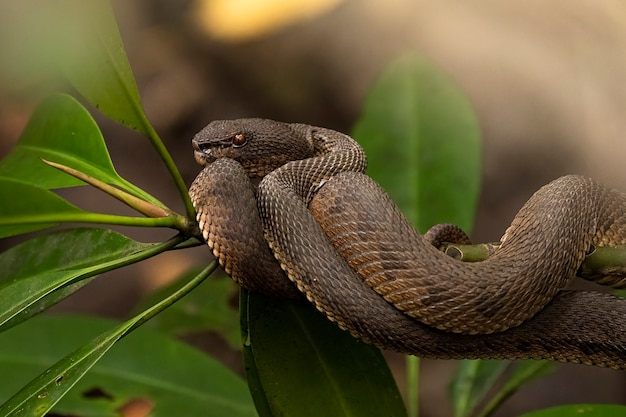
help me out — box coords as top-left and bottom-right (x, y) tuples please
(1, 0), (625, 416)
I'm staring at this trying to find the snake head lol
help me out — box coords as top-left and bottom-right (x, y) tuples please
(192, 118), (315, 177)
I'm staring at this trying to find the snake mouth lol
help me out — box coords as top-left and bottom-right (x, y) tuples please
(194, 149), (217, 166)
(192, 140), (218, 166)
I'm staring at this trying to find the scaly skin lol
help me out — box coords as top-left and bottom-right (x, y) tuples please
(189, 118), (626, 369)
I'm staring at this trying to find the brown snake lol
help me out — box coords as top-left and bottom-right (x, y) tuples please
(189, 118), (626, 369)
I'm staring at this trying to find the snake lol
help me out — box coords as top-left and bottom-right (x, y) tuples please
(188, 118), (626, 369)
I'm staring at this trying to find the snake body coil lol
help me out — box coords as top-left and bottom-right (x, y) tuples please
(189, 118), (626, 369)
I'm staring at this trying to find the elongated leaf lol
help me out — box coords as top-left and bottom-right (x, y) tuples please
(0, 316), (134, 416)
(476, 361), (555, 417)
(0, 93), (161, 205)
(355, 55), (560, 417)
(0, 179), (85, 238)
(1, 0), (151, 136)
(519, 404), (626, 417)
(492, 361), (556, 399)
(0, 228), (166, 332)
(2, 0), (195, 219)
(0, 315), (256, 417)
(353, 52), (482, 233)
(0, 94), (116, 189)
(0, 228), (148, 282)
(353, 52), (483, 416)
(449, 360), (509, 417)
(241, 289), (407, 417)
(0, 263), (218, 417)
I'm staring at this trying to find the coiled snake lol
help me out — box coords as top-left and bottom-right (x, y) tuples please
(189, 118), (626, 369)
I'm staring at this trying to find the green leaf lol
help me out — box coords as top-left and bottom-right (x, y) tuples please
(353, 52), (482, 233)
(449, 360), (509, 417)
(353, 52), (483, 417)
(0, 228), (167, 332)
(0, 314), (256, 417)
(1, 1), (195, 219)
(0, 93), (161, 205)
(0, 178), (86, 238)
(241, 289), (407, 417)
(476, 361), (555, 417)
(1, 0), (151, 136)
(0, 94), (115, 189)
(519, 404), (626, 417)
(0, 262), (219, 417)
(137, 269), (241, 349)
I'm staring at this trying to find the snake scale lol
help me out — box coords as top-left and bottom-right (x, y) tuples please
(189, 118), (626, 369)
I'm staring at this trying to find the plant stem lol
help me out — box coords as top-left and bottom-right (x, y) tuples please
(0, 234), (188, 330)
(0, 213), (183, 229)
(579, 245), (626, 287)
(139, 115), (197, 220)
(0, 260), (218, 417)
(475, 361), (553, 417)
(440, 242), (626, 285)
(78, 233), (188, 277)
(170, 237), (205, 250)
(128, 260), (218, 330)
(407, 355), (419, 417)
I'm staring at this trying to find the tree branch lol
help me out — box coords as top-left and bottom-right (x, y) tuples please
(438, 242), (626, 289)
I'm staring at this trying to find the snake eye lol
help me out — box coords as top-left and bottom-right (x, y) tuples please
(232, 133), (247, 147)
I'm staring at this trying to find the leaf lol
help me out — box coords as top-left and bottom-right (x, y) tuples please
(1, 0), (151, 136)
(137, 269), (241, 349)
(0, 315), (256, 417)
(0, 94), (115, 189)
(1, 0), (195, 220)
(519, 404), (626, 417)
(0, 262), (219, 417)
(241, 289), (407, 417)
(0, 228), (164, 332)
(448, 360), (509, 417)
(0, 93), (160, 205)
(449, 360), (556, 417)
(353, 52), (483, 417)
(476, 361), (555, 417)
(0, 178), (86, 238)
(353, 52), (482, 233)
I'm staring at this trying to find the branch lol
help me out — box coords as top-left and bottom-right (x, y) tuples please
(438, 242), (626, 289)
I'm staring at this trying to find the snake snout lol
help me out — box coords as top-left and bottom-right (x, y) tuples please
(193, 144), (216, 166)
(193, 137), (221, 166)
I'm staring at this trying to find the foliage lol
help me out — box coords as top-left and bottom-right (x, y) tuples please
(241, 290), (405, 416)
(0, 315), (255, 417)
(353, 53), (482, 233)
(0, 1), (622, 417)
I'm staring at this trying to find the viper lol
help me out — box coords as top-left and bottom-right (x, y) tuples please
(189, 118), (626, 369)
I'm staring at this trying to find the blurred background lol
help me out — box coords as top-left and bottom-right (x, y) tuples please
(1, 0), (625, 415)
